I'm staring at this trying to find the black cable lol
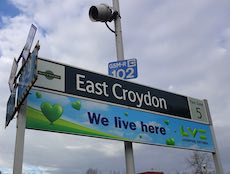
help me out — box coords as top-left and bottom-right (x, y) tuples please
(105, 22), (115, 34)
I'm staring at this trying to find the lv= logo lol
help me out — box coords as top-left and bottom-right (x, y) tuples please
(180, 126), (207, 140)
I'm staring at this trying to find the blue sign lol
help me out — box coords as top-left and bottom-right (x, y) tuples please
(17, 43), (39, 107)
(108, 58), (137, 79)
(26, 89), (214, 152)
(5, 88), (16, 127)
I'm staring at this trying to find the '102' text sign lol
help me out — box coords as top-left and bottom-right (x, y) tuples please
(108, 58), (137, 79)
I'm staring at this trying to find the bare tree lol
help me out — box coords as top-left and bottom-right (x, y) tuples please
(86, 168), (98, 174)
(85, 169), (122, 174)
(186, 151), (215, 174)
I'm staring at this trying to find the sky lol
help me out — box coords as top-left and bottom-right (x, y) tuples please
(0, 0), (230, 174)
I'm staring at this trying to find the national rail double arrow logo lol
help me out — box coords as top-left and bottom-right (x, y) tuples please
(38, 70), (61, 80)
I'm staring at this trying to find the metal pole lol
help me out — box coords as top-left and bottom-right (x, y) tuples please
(203, 99), (224, 174)
(124, 141), (136, 174)
(113, 0), (125, 61)
(112, 0), (135, 173)
(13, 101), (27, 174)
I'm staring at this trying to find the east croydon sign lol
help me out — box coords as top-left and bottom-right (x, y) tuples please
(34, 58), (209, 124)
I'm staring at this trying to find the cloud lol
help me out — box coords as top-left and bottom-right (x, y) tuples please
(81, 99), (109, 111)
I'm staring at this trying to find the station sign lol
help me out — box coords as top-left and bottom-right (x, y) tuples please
(108, 58), (137, 79)
(34, 58), (209, 124)
(26, 88), (214, 152)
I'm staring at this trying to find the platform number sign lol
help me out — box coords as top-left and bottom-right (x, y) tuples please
(188, 97), (208, 123)
(108, 58), (137, 79)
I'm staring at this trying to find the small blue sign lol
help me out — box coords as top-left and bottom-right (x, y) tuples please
(108, 58), (137, 79)
(17, 43), (39, 107)
(5, 88), (16, 127)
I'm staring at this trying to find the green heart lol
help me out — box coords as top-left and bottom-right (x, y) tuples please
(71, 101), (81, 110)
(164, 120), (169, 125)
(124, 112), (128, 117)
(40, 102), (63, 124)
(36, 92), (42, 99)
(166, 138), (175, 146)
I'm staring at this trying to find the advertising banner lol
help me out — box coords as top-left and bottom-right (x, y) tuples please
(26, 89), (214, 152)
(34, 58), (209, 123)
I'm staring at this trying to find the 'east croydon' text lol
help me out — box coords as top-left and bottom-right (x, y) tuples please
(76, 74), (168, 110)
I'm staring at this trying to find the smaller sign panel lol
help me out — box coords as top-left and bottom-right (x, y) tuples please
(17, 43), (39, 107)
(5, 88), (16, 127)
(22, 24), (37, 60)
(188, 97), (208, 123)
(108, 58), (137, 79)
(26, 89), (214, 152)
(8, 58), (18, 92)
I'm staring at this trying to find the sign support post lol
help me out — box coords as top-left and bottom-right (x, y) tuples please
(13, 102), (27, 174)
(112, 0), (136, 173)
(204, 99), (224, 174)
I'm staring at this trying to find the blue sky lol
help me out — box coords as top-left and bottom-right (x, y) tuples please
(0, 0), (19, 16)
(0, 0), (20, 26)
(0, 0), (230, 174)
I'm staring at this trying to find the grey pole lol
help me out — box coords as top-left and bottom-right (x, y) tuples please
(13, 101), (27, 174)
(112, 0), (135, 173)
(113, 0), (124, 61)
(203, 99), (224, 174)
(124, 141), (135, 174)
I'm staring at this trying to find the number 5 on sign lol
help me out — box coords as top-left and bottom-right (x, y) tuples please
(108, 58), (138, 80)
(188, 97), (209, 123)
